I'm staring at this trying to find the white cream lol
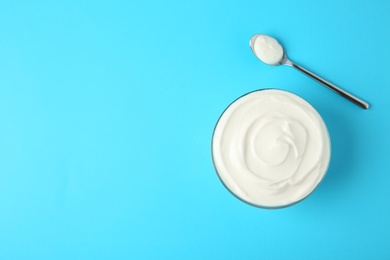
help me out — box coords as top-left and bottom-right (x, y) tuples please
(251, 34), (284, 65)
(212, 90), (331, 208)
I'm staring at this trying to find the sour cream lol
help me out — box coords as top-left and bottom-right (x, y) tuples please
(251, 34), (284, 65)
(212, 89), (331, 208)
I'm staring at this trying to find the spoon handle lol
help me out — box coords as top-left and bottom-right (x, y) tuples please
(290, 62), (369, 109)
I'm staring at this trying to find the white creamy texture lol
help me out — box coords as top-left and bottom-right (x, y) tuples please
(252, 34), (284, 65)
(212, 90), (331, 208)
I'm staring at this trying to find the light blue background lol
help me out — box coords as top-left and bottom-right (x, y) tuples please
(0, 0), (389, 259)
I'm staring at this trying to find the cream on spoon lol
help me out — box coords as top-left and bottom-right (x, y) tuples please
(249, 34), (369, 109)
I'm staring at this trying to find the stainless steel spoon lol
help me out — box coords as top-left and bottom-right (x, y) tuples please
(250, 34), (369, 109)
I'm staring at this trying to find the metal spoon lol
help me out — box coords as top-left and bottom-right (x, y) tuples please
(249, 34), (369, 109)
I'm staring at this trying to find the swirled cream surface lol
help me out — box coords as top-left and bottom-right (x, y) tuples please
(212, 90), (331, 208)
